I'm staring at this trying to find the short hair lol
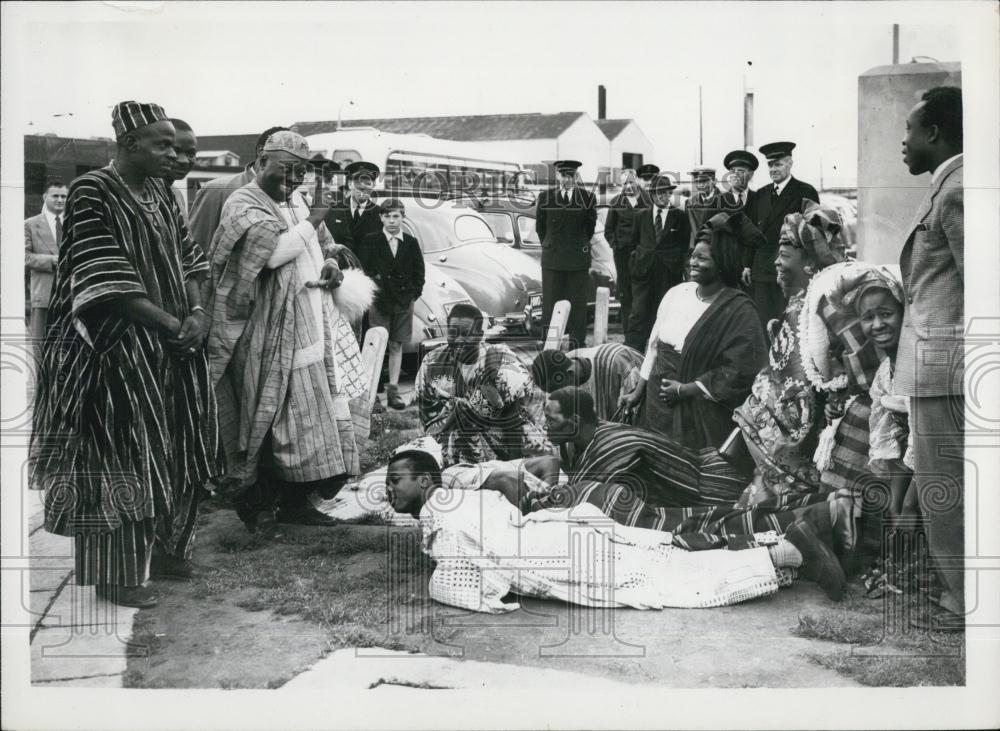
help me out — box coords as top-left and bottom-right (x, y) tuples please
(380, 198), (405, 215)
(919, 86), (962, 147)
(531, 349), (573, 392)
(43, 179), (67, 193)
(548, 386), (596, 425)
(255, 126), (290, 154)
(447, 302), (485, 331)
(388, 450), (442, 488)
(169, 118), (193, 133)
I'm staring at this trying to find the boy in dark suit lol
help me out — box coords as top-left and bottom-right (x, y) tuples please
(324, 161), (383, 253)
(357, 199), (425, 410)
(746, 141), (819, 328)
(535, 160), (597, 349)
(625, 174), (690, 351)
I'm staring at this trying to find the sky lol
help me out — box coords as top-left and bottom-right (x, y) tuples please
(0, 2), (972, 188)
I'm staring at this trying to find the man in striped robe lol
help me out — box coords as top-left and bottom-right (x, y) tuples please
(28, 101), (223, 608)
(531, 342), (642, 422)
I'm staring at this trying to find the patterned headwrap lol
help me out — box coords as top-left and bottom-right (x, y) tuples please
(696, 211), (766, 288)
(112, 100), (168, 139)
(780, 200), (847, 269)
(800, 262), (904, 393)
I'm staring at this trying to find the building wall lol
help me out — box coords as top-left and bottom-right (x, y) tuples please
(608, 122), (654, 172)
(856, 62), (961, 264)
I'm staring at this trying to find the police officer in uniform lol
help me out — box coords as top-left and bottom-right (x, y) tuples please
(746, 141), (819, 327)
(635, 163), (660, 193)
(720, 149), (761, 288)
(686, 165), (723, 252)
(535, 160), (597, 349)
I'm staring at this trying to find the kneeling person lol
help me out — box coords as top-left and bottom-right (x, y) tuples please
(357, 199), (425, 410)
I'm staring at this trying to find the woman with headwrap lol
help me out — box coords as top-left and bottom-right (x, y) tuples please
(732, 200), (848, 509)
(619, 211), (768, 450)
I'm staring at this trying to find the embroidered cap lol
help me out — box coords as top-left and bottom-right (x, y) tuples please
(261, 130), (312, 160)
(112, 101), (168, 139)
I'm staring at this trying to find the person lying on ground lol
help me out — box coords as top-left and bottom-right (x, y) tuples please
(387, 449), (843, 613)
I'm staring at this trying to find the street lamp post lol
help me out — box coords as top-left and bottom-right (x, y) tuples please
(337, 100), (355, 131)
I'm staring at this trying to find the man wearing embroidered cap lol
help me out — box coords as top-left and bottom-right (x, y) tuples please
(535, 160), (597, 349)
(746, 141), (819, 329)
(29, 101), (224, 608)
(206, 130), (375, 532)
(323, 160), (383, 253)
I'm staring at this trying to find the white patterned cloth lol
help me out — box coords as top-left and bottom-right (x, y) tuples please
(420, 489), (780, 614)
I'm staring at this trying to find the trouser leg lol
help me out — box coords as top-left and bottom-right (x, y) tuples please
(626, 275), (653, 351)
(154, 481), (202, 561)
(752, 280), (784, 331)
(612, 249), (632, 332)
(74, 518), (155, 587)
(564, 269), (590, 350)
(541, 267), (559, 342)
(30, 307), (48, 369)
(910, 395), (965, 614)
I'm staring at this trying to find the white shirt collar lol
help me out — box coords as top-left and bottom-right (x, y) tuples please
(383, 228), (400, 242)
(931, 153), (963, 185)
(42, 206), (61, 224)
(773, 177), (790, 196)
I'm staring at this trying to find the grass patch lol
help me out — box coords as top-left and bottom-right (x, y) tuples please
(794, 584), (965, 686)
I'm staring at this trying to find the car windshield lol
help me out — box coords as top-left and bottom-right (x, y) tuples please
(516, 215), (540, 246)
(480, 212), (515, 243)
(454, 214), (495, 242)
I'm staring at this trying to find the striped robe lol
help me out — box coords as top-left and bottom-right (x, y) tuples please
(29, 167), (223, 535)
(568, 343), (642, 422)
(557, 421), (748, 507)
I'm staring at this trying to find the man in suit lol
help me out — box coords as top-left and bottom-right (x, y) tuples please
(188, 125), (289, 250)
(897, 86), (965, 631)
(25, 179), (67, 359)
(720, 149), (760, 288)
(165, 118), (198, 223)
(635, 163), (660, 193)
(357, 198), (425, 410)
(603, 168), (650, 337)
(535, 160), (597, 350)
(746, 141), (819, 328)
(324, 161), (383, 254)
(625, 174), (690, 351)
(686, 165), (724, 253)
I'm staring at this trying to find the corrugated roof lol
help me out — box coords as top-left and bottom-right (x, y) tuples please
(594, 119), (631, 140)
(292, 112), (586, 141)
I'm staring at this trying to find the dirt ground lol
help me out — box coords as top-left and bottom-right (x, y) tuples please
(124, 504), (963, 690)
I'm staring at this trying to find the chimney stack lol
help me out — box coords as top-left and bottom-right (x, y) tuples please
(598, 85), (607, 120)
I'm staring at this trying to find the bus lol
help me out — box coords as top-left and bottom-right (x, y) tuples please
(303, 128), (524, 199)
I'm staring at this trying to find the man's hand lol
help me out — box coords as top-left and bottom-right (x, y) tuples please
(741, 267), (752, 287)
(305, 260), (344, 290)
(824, 391), (847, 423)
(618, 381), (645, 411)
(306, 176), (330, 227)
(166, 310), (209, 356)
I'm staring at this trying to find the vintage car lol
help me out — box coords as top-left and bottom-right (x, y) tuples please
(469, 195), (620, 325)
(400, 200), (543, 335)
(407, 261), (478, 354)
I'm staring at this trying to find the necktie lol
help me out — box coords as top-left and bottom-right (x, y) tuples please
(354, 206), (361, 223)
(55, 215), (63, 244)
(773, 184), (780, 198)
(562, 191), (569, 205)
(655, 209), (663, 235)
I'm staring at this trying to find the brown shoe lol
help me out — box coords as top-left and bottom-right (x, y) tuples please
(386, 384), (405, 410)
(95, 584), (159, 609)
(785, 520), (847, 601)
(150, 555), (195, 581)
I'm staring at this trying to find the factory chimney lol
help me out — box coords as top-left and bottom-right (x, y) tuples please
(598, 85), (607, 120)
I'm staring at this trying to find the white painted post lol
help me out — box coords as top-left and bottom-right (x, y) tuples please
(360, 326), (389, 412)
(544, 300), (571, 351)
(593, 287), (610, 346)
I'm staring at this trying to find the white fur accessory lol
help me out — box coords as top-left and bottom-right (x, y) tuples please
(331, 268), (377, 324)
